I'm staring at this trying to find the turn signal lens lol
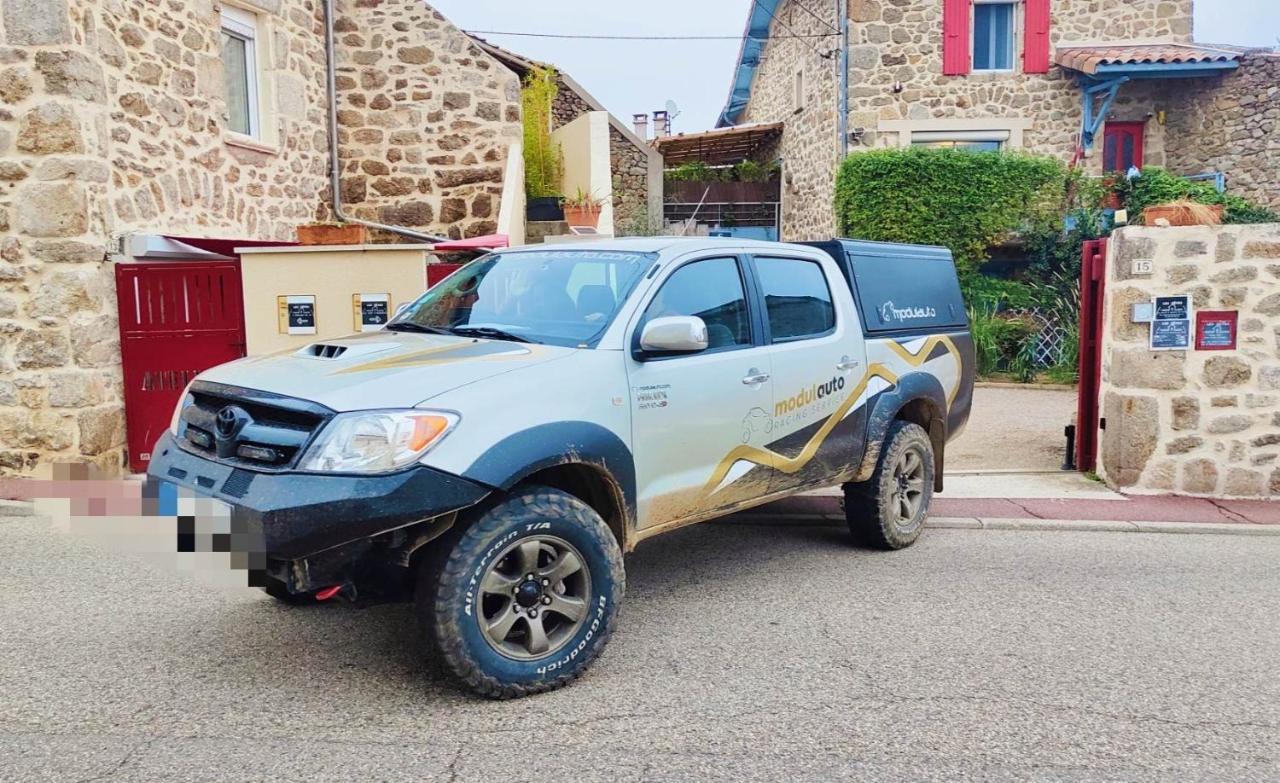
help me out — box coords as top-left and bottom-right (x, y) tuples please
(298, 409), (458, 474)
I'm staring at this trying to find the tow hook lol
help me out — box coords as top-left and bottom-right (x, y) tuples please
(314, 582), (357, 602)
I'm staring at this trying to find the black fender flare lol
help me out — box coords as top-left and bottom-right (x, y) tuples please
(461, 421), (637, 530)
(853, 371), (949, 491)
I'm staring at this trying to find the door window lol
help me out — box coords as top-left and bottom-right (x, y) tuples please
(754, 257), (835, 342)
(1103, 122), (1145, 172)
(640, 258), (751, 350)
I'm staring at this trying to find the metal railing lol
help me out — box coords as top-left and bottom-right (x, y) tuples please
(662, 201), (781, 229)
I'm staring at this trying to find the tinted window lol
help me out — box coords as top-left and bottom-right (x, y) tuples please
(755, 257), (835, 341)
(642, 258), (750, 349)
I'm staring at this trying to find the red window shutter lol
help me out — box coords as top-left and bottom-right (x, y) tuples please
(942, 0), (971, 76)
(1024, 0), (1052, 73)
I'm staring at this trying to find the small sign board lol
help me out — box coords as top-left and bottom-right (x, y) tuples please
(352, 293), (391, 332)
(1150, 295), (1191, 352)
(1154, 295), (1190, 322)
(277, 295), (317, 335)
(1195, 310), (1238, 351)
(1131, 258), (1154, 276)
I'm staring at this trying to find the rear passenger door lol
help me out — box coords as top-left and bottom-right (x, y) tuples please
(750, 254), (868, 494)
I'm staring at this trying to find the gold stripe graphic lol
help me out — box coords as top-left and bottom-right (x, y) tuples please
(702, 336), (962, 495)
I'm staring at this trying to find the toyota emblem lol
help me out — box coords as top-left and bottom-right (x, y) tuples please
(215, 406), (248, 439)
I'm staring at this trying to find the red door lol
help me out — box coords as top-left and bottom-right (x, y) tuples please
(1102, 122), (1145, 172)
(1075, 238), (1108, 473)
(116, 261), (246, 473)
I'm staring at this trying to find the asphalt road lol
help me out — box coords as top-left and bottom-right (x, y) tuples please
(2, 513), (1278, 782)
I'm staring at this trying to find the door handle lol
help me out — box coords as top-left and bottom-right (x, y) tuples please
(742, 369), (771, 385)
(837, 356), (861, 372)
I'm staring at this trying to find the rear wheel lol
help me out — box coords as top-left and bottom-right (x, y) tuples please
(416, 486), (624, 699)
(844, 421), (934, 550)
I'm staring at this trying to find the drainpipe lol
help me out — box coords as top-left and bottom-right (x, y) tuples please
(836, 0), (849, 158)
(322, 0), (444, 243)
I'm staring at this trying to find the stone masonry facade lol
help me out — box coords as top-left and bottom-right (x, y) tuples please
(1162, 53), (1280, 214)
(741, 0), (1198, 240)
(0, 0), (522, 475)
(1098, 224), (1280, 498)
(332, 3), (520, 241)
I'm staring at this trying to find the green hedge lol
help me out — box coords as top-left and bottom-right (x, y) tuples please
(1117, 166), (1279, 224)
(834, 148), (1068, 278)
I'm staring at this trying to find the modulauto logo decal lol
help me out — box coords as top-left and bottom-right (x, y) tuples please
(880, 300), (937, 324)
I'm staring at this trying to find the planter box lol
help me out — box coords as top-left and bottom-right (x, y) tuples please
(1142, 204), (1223, 227)
(527, 197), (564, 222)
(665, 180), (780, 204)
(297, 223), (367, 245)
(564, 205), (601, 228)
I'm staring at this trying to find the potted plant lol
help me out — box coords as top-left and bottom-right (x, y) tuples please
(1142, 200), (1223, 227)
(522, 66), (565, 222)
(296, 222), (367, 245)
(563, 187), (604, 228)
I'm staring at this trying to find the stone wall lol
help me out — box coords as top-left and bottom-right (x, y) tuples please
(1162, 53), (1280, 214)
(332, 2), (521, 241)
(741, 0), (1194, 240)
(1097, 224), (1280, 498)
(738, 0), (840, 240)
(0, 0), (524, 475)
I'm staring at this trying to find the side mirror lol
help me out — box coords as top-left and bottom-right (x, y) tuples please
(639, 316), (709, 354)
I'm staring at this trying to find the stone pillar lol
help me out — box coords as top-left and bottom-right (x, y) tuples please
(0, 0), (124, 474)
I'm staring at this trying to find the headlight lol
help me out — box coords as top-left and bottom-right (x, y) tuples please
(169, 390), (194, 435)
(297, 409), (458, 473)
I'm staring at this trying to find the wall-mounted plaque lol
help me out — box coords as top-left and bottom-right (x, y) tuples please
(353, 293), (391, 332)
(1195, 310), (1238, 351)
(278, 295), (317, 335)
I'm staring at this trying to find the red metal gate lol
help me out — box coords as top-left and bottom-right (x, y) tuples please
(116, 261), (246, 473)
(1075, 238), (1109, 473)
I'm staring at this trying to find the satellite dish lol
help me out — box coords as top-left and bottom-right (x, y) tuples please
(665, 99), (681, 119)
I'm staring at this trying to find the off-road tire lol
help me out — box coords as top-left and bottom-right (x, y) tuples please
(416, 485), (625, 699)
(844, 421), (934, 550)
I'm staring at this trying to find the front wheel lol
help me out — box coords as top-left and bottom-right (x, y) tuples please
(417, 486), (625, 699)
(844, 420), (935, 550)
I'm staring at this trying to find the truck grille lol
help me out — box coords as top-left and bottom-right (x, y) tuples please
(178, 381), (335, 471)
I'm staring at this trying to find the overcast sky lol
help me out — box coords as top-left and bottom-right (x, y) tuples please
(431, 0), (1280, 133)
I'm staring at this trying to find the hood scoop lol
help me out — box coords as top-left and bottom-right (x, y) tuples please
(295, 341), (400, 360)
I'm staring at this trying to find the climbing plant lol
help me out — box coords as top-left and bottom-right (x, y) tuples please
(834, 147), (1069, 279)
(521, 66), (564, 200)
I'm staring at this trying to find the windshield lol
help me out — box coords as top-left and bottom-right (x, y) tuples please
(389, 249), (656, 347)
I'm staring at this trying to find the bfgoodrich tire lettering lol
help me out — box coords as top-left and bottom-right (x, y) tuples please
(417, 486), (625, 698)
(844, 420), (934, 550)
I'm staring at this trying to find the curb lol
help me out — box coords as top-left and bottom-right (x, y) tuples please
(0, 499), (34, 517)
(975, 381), (1078, 391)
(727, 512), (1280, 537)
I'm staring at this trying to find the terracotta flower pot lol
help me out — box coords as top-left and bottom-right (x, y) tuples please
(297, 223), (368, 245)
(563, 205), (601, 228)
(1142, 204), (1223, 227)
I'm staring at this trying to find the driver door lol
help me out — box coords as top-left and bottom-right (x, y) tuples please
(626, 255), (775, 531)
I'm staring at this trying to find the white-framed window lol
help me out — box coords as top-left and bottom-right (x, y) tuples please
(911, 130), (1009, 152)
(221, 6), (260, 138)
(793, 69), (804, 113)
(973, 0), (1017, 72)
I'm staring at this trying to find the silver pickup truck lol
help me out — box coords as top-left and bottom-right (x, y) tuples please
(148, 236), (974, 698)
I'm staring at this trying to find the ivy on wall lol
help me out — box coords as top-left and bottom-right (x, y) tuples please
(834, 148), (1068, 279)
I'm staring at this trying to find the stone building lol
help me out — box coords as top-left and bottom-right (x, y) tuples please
(1097, 224), (1280, 498)
(0, 0), (644, 476)
(720, 0), (1278, 240)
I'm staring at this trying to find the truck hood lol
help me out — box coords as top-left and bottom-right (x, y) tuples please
(197, 331), (575, 411)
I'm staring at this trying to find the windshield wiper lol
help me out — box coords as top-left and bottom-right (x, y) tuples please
(448, 325), (535, 343)
(384, 322), (451, 334)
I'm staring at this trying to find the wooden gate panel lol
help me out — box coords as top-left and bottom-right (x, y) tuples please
(1075, 238), (1108, 473)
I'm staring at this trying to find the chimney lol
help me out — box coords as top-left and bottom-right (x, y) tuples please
(633, 113), (649, 139)
(652, 110), (669, 138)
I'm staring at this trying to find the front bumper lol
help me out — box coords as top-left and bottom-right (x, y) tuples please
(146, 433), (492, 560)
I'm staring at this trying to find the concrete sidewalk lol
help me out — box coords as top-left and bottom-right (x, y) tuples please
(748, 471), (1280, 535)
